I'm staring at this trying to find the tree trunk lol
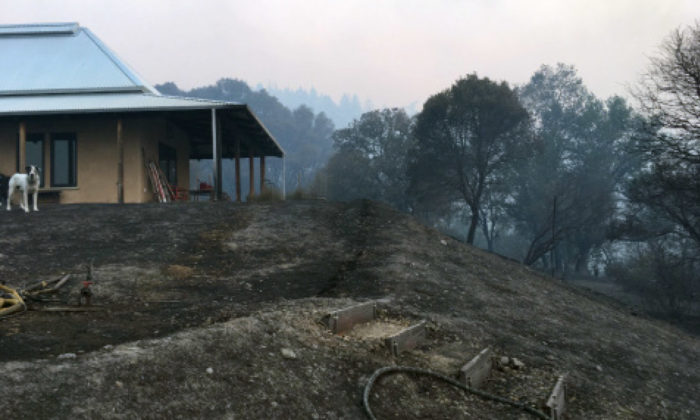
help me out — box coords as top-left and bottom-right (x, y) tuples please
(466, 207), (479, 244)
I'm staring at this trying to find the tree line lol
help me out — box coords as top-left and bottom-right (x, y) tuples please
(316, 23), (700, 319)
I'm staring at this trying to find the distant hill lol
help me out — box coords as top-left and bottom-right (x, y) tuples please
(260, 85), (369, 129)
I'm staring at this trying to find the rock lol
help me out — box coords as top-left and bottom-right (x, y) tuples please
(440, 239), (447, 246)
(511, 358), (525, 369)
(115, 380), (123, 388)
(57, 353), (77, 359)
(206, 367), (214, 374)
(596, 365), (603, 372)
(281, 348), (297, 359)
(499, 356), (510, 366)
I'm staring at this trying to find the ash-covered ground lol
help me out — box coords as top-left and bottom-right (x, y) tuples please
(0, 200), (698, 419)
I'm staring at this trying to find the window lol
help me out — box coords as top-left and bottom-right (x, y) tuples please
(51, 133), (77, 187)
(16, 133), (45, 187)
(159, 143), (177, 185)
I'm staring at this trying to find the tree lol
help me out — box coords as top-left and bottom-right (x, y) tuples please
(512, 64), (637, 270)
(604, 23), (700, 318)
(629, 22), (700, 248)
(408, 74), (529, 244)
(322, 108), (413, 210)
(633, 22), (700, 165)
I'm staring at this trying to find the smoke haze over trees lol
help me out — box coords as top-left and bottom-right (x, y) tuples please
(316, 23), (700, 325)
(154, 23), (699, 325)
(260, 85), (369, 129)
(156, 79), (335, 196)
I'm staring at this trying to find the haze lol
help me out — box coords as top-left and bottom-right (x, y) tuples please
(1, 0), (699, 108)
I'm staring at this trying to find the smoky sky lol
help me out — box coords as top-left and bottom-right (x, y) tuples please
(1, 0), (698, 108)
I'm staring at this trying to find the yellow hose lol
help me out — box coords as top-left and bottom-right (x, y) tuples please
(0, 285), (26, 318)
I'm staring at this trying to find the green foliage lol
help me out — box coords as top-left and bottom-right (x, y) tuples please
(408, 74), (529, 244)
(321, 108), (414, 211)
(512, 64), (639, 269)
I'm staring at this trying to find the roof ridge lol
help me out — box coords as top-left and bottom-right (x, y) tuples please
(156, 93), (241, 106)
(81, 27), (157, 94)
(0, 22), (78, 36)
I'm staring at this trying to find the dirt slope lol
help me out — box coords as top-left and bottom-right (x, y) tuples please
(0, 200), (698, 419)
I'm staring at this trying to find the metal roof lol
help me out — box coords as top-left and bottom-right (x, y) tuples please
(0, 22), (154, 95)
(0, 22), (284, 158)
(0, 92), (232, 115)
(0, 22), (79, 35)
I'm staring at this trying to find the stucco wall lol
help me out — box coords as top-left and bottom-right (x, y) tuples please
(0, 115), (191, 204)
(0, 121), (16, 175)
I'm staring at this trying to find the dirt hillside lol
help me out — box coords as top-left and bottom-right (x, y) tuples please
(0, 200), (698, 419)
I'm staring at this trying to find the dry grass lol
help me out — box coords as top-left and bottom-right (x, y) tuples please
(163, 264), (194, 280)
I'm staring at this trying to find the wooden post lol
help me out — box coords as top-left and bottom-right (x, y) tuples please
(211, 109), (222, 201)
(18, 121), (26, 172)
(282, 156), (286, 199)
(248, 151), (254, 200)
(235, 138), (241, 202)
(260, 156), (266, 193)
(117, 118), (124, 203)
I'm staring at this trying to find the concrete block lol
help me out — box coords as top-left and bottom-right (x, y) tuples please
(459, 347), (492, 388)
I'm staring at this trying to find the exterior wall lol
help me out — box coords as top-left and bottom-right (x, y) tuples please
(0, 114), (191, 204)
(0, 120), (16, 175)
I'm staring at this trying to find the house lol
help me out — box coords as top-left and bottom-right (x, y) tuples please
(0, 22), (284, 204)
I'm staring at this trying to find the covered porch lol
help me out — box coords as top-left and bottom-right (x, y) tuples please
(159, 105), (285, 202)
(3, 93), (285, 203)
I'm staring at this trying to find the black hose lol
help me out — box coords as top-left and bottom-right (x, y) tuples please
(362, 365), (549, 420)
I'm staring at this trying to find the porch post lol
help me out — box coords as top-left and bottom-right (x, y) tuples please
(282, 156), (286, 200)
(248, 151), (254, 200)
(259, 156), (265, 193)
(117, 118), (124, 203)
(18, 121), (26, 172)
(235, 138), (241, 202)
(211, 108), (222, 201)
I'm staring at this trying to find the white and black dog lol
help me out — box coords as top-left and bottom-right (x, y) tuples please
(6, 165), (41, 212)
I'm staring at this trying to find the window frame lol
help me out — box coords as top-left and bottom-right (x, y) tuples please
(50, 133), (77, 188)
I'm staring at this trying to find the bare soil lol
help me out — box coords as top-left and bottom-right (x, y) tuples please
(0, 200), (698, 419)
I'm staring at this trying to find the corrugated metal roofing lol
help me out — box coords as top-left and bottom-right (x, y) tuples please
(0, 92), (232, 115)
(0, 22), (79, 35)
(0, 23), (154, 95)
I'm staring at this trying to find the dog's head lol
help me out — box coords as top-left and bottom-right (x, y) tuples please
(25, 165), (40, 184)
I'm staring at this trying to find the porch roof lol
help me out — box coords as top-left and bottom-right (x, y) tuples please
(0, 92), (284, 158)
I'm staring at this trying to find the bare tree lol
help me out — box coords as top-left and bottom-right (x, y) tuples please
(633, 22), (700, 165)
